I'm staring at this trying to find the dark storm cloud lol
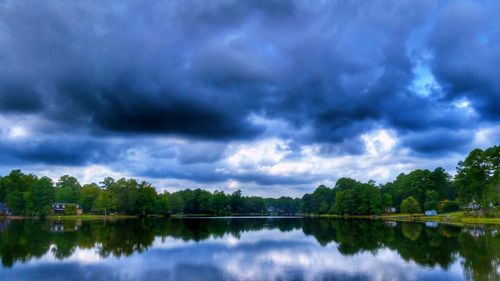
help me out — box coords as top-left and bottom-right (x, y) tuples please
(176, 142), (227, 164)
(0, 137), (119, 166)
(0, 0), (498, 185)
(429, 0), (500, 121)
(133, 161), (313, 186)
(0, 82), (44, 113)
(400, 129), (471, 156)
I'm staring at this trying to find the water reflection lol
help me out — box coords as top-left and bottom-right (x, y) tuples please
(0, 218), (498, 281)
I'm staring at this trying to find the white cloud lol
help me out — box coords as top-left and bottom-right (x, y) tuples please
(228, 179), (240, 189)
(362, 129), (397, 157)
(226, 138), (291, 169)
(7, 126), (28, 139)
(36, 165), (127, 185)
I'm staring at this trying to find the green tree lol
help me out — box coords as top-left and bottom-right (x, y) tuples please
(108, 178), (139, 214)
(424, 190), (439, 210)
(64, 204), (78, 215)
(332, 189), (356, 215)
(369, 188), (383, 215)
(489, 169), (499, 206)
(195, 189), (212, 214)
(335, 177), (359, 191)
(95, 189), (114, 215)
(55, 175), (82, 203)
(1, 170), (37, 215)
(268, 197), (300, 214)
(382, 193), (393, 211)
(170, 192), (184, 214)
(382, 169), (438, 211)
(432, 167), (455, 200)
(400, 196), (421, 215)
(300, 194), (312, 213)
(309, 185), (335, 214)
(437, 200), (460, 213)
(455, 146), (499, 209)
(24, 176), (55, 217)
(230, 190), (244, 214)
(155, 192), (172, 216)
(319, 201), (329, 214)
(135, 181), (157, 216)
(210, 191), (228, 215)
(80, 183), (100, 213)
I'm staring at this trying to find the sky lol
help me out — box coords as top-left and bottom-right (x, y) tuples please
(0, 0), (499, 197)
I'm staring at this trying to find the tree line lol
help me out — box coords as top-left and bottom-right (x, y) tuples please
(0, 172), (300, 216)
(0, 218), (497, 280)
(301, 145), (499, 215)
(0, 145), (498, 217)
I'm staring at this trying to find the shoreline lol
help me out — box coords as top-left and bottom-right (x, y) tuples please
(0, 214), (138, 220)
(319, 211), (500, 225)
(2, 211), (499, 225)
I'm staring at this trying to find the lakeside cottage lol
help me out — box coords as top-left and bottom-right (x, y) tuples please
(0, 203), (11, 216)
(267, 206), (281, 216)
(425, 210), (437, 216)
(384, 207), (396, 213)
(465, 200), (481, 211)
(52, 203), (83, 215)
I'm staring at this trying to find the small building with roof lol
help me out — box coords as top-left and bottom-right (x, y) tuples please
(0, 202), (11, 216)
(52, 203), (83, 215)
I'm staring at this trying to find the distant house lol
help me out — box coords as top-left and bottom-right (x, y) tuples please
(465, 200), (481, 211)
(0, 203), (11, 216)
(384, 207), (396, 213)
(424, 210), (437, 216)
(267, 206), (277, 212)
(267, 206), (283, 216)
(52, 203), (83, 215)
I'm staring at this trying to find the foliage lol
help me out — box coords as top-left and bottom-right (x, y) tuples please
(155, 192), (172, 216)
(80, 183), (100, 213)
(400, 197), (421, 214)
(424, 190), (439, 210)
(437, 200), (460, 213)
(24, 176), (55, 217)
(0, 218), (497, 279)
(94, 189), (113, 215)
(455, 146), (499, 209)
(55, 175), (82, 203)
(64, 204), (78, 216)
(210, 191), (229, 215)
(135, 181), (157, 216)
(265, 196), (300, 214)
(382, 193), (393, 210)
(0, 146), (497, 217)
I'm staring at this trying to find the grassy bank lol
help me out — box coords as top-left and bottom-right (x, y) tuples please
(4, 212), (499, 224)
(0, 214), (138, 220)
(320, 211), (500, 225)
(46, 214), (138, 220)
(170, 213), (276, 218)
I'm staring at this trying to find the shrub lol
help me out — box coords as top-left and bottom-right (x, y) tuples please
(400, 197), (421, 214)
(64, 204), (78, 216)
(437, 200), (460, 213)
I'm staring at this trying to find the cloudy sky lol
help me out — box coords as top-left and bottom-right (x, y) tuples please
(0, 0), (499, 197)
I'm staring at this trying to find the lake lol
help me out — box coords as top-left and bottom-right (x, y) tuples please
(0, 218), (498, 281)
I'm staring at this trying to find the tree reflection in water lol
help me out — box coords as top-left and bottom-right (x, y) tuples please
(0, 218), (498, 281)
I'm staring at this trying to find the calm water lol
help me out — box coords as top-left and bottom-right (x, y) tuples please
(0, 218), (498, 281)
